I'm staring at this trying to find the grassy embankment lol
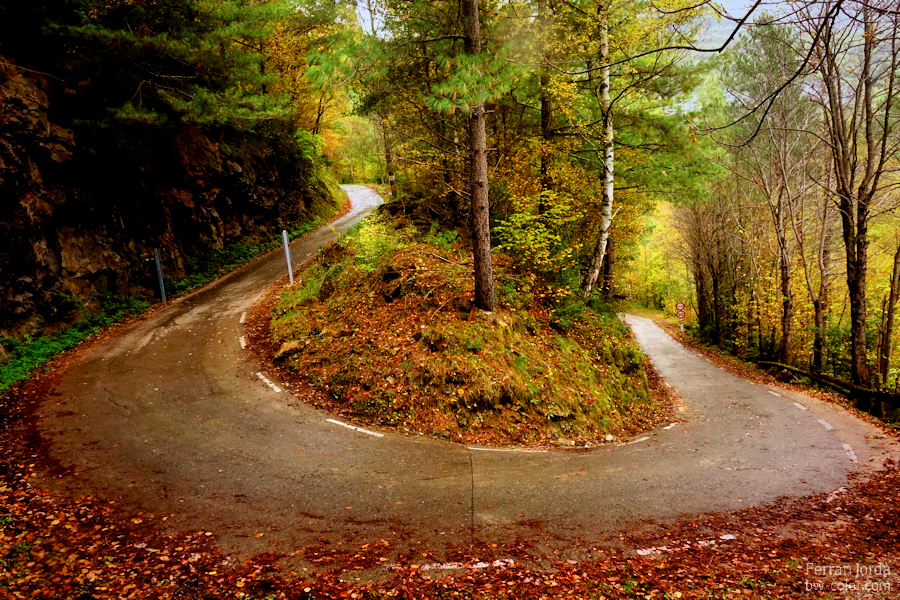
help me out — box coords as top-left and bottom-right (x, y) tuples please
(269, 214), (655, 445)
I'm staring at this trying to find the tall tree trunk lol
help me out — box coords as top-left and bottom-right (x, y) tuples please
(582, 7), (613, 300)
(380, 113), (395, 196)
(811, 164), (833, 374)
(694, 264), (711, 331)
(812, 298), (827, 373)
(538, 0), (552, 210)
(463, 0), (495, 311)
(778, 240), (794, 364)
(752, 284), (764, 358)
(839, 194), (870, 387)
(601, 236), (615, 300)
(878, 242), (900, 388)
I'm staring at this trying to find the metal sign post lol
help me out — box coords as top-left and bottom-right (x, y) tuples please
(153, 248), (167, 302)
(676, 301), (685, 337)
(282, 230), (294, 285)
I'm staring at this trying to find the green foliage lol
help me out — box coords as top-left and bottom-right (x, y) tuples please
(325, 116), (386, 184)
(59, 0), (294, 129)
(341, 216), (406, 274)
(0, 295), (149, 397)
(550, 301), (586, 332)
(425, 223), (460, 250)
(273, 266), (327, 322)
(295, 129), (325, 161)
(496, 192), (584, 297)
(497, 276), (531, 311)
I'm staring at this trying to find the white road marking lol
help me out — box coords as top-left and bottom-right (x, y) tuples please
(256, 372), (281, 393)
(792, 402), (807, 410)
(390, 558), (515, 572)
(468, 446), (548, 453)
(629, 436), (651, 445)
(817, 418), (833, 431)
(843, 444), (857, 463)
(768, 391), (781, 397)
(239, 336), (247, 350)
(663, 423), (678, 430)
(826, 487), (848, 502)
(637, 534), (737, 556)
(327, 419), (384, 438)
(239, 312), (247, 324)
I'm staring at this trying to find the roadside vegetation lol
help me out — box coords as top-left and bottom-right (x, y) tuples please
(0, 195), (347, 401)
(0, 295), (149, 398)
(164, 203), (343, 298)
(268, 213), (655, 445)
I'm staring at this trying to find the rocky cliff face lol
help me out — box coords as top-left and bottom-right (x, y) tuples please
(0, 57), (335, 338)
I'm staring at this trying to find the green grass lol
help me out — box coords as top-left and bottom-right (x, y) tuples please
(0, 295), (150, 397)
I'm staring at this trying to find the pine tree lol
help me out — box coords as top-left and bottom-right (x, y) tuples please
(58, 0), (294, 129)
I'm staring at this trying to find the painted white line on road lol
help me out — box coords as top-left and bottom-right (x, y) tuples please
(239, 311), (247, 324)
(240, 336), (247, 350)
(826, 487), (848, 503)
(792, 402), (807, 411)
(843, 444), (858, 463)
(817, 418), (833, 431)
(663, 423), (678, 430)
(256, 372), (281, 393)
(468, 446), (549, 453)
(629, 436), (651, 445)
(327, 418), (384, 438)
(390, 558), (515, 572)
(768, 391), (781, 397)
(637, 534), (737, 556)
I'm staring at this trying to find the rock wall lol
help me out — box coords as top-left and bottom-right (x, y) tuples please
(0, 57), (334, 337)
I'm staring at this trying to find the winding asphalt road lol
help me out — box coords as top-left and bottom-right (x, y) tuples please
(32, 185), (897, 564)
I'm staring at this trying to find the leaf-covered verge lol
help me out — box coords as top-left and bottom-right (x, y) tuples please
(1, 384), (898, 600)
(262, 214), (658, 446)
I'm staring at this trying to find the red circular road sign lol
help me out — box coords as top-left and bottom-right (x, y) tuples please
(676, 302), (685, 311)
(677, 310), (686, 319)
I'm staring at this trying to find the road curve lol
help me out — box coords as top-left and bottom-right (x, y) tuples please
(31, 185), (895, 561)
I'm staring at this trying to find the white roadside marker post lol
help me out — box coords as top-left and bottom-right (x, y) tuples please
(282, 229), (294, 285)
(153, 248), (167, 302)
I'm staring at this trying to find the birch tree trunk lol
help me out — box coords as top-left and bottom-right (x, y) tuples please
(582, 7), (614, 300)
(538, 0), (553, 209)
